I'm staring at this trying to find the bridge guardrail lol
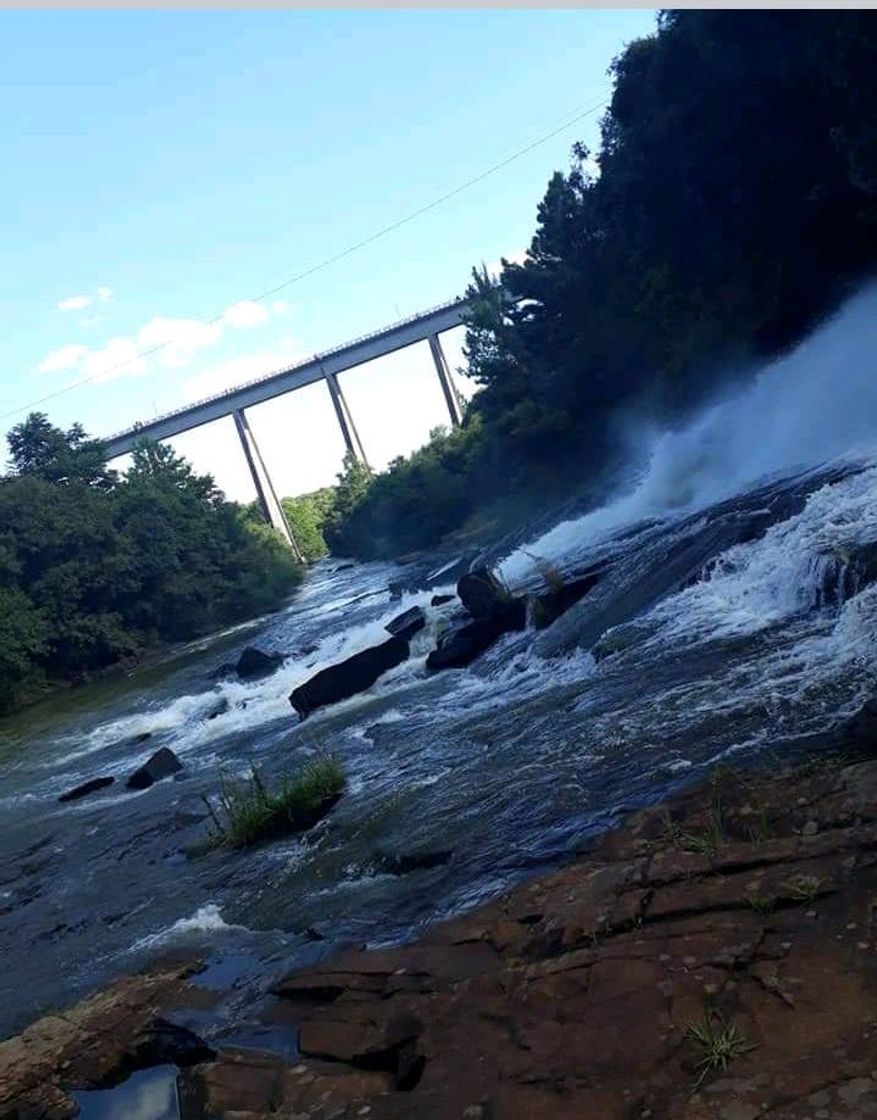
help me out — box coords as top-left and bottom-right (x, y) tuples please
(103, 292), (471, 444)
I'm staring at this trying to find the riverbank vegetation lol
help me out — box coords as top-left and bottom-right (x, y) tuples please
(325, 9), (877, 560)
(0, 414), (302, 715)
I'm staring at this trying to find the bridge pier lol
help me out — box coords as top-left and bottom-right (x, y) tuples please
(324, 370), (371, 471)
(428, 333), (463, 428)
(232, 409), (303, 561)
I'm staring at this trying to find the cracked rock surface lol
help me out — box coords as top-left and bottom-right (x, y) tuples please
(3, 759), (876, 1119)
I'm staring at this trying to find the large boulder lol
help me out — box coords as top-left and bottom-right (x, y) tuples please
(457, 566), (514, 620)
(426, 602), (526, 671)
(235, 646), (285, 681)
(385, 606), (426, 640)
(126, 748), (183, 791)
(290, 636), (411, 719)
(58, 776), (115, 803)
(531, 568), (603, 630)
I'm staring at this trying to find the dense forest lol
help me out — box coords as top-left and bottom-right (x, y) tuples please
(327, 9), (877, 559)
(0, 414), (301, 714)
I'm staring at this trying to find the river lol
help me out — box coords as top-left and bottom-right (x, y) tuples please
(2, 285), (877, 1049)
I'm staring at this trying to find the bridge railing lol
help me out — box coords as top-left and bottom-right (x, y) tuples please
(103, 292), (471, 444)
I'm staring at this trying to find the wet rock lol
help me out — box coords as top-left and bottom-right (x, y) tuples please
(125, 747), (183, 791)
(385, 606), (426, 640)
(373, 848), (453, 876)
(457, 566), (514, 620)
(290, 635), (410, 719)
(426, 604), (526, 671)
(431, 593), (455, 607)
(531, 568), (603, 630)
(334, 562), (356, 572)
(0, 962), (203, 1120)
(205, 697), (230, 721)
(58, 776), (116, 803)
(235, 646), (285, 681)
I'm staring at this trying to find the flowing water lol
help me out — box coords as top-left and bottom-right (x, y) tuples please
(2, 285), (877, 1047)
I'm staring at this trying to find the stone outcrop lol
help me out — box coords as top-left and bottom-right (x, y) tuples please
(186, 757), (877, 1119)
(385, 606), (426, 640)
(426, 606), (526, 670)
(125, 747), (183, 790)
(456, 566), (513, 620)
(0, 961), (208, 1120)
(6, 759), (877, 1120)
(290, 635), (410, 719)
(235, 646), (285, 681)
(531, 566), (603, 629)
(57, 776), (115, 803)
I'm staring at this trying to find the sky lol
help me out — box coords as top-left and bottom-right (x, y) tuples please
(2, 9), (657, 502)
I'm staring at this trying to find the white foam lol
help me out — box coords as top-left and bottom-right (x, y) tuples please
(501, 282), (877, 583)
(130, 903), (242, 951)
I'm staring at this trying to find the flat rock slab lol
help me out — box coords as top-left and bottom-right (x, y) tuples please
(188, 757), (877, 1119)
(0, 960), (206, 1120)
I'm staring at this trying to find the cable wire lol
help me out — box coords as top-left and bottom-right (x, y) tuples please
(3, 96), (607, 423)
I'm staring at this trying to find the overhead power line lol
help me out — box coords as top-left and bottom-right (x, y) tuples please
(3, 96), (607, 423)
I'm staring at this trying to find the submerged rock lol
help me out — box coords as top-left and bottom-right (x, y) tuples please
(431, 593), (455, 607)
(426, 603), (526, 671)
(58, 776), (115, 803)
(290, 636), (411, 719)
(385, 606), (426, 640)
(235, 646), (285, 681)
(373, 848), (453, 876)
(126, 747), (183, 791)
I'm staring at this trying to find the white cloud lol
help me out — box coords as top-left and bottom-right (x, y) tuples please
(223, 300), (269, 329)
(271, 300), (290, 314)
(81, 337), (148, 383)
(97, 285), (112, 302)
(58, 295), (92, 312)
(136, 316), (223, 368)
(37, 343), (88, 373)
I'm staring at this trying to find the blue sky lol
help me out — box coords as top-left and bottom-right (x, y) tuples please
(2, 9), (656, 499)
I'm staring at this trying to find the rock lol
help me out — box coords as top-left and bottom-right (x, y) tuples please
(532, 568), (602, 630)
(205, 697), (230, 720)
(374, 849), (453, 876)
(334, 562), (356, 572)
(58, 776), (115, 803)
(125, 747), (183, 791)
(426, 603), (526, 671)
(385, 606), (426, 640)
(0, 961), (204, 1120)
(290, 636), (411, 719)
(457, 566), (515, 620)
(431, 593), (455, 607)
(235, 646), (285, 681)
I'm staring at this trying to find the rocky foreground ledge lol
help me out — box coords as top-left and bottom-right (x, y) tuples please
(3, 755), (876, 1120)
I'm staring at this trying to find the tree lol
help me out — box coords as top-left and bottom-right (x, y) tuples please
(7, 412), (115, 489)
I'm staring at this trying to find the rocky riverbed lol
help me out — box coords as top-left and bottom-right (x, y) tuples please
(3, 751), (875, 1120)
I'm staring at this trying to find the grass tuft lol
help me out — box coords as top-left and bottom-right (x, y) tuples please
(202, 755), (345, 850)
(686, 1012), (753, 1090)
(783, 874), (824, 904)
(747, 893), (776, 917)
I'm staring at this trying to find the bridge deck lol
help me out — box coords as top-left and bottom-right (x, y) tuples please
(101, 294), (471, 459)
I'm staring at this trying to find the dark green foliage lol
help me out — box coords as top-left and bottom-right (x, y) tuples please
(329, 11), (877, 560)
(0, 414), (302, 714)
(281, 487), (336, 561)
(201, 755), (346, 849)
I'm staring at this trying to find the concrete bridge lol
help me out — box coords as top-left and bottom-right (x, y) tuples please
(102, 294), (472, 560)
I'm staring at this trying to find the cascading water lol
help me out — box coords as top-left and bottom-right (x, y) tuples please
(1, 283), (877, 1046)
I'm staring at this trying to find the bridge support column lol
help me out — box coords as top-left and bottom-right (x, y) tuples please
(428, 333), (463, 428)
(232, 409), (303, 561)
(324, 371), (371, 471)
